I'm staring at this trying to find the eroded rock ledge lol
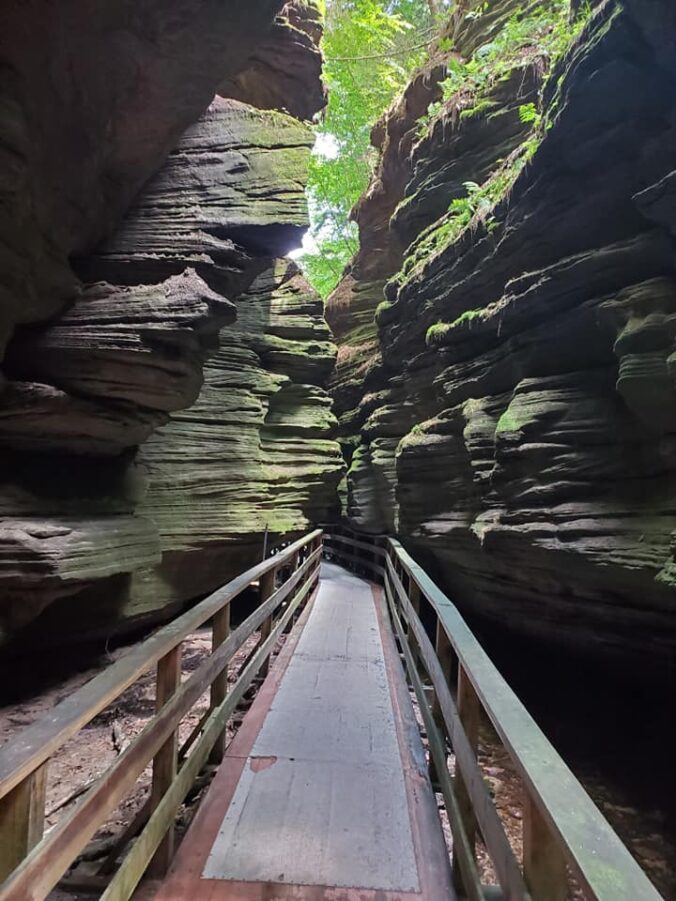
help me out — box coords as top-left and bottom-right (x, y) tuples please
(328, 0), (676, 673)
(0, 0), (341, 645)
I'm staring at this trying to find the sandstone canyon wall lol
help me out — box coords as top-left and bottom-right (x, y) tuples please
(327, 0), (676, 674)
(0, 1), (342, 645)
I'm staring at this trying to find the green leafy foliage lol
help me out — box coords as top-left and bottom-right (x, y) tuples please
(297, 0), (435, 297)
(518, 101), (539, 124)
(299, 0), (593, 299)
(459, 98), (498, 120)
(398, 125), (546, 286)
(426, 309), (483, 346)
(437, 1), (589, 107)
(415, 1), (592, 135)
(397, 1), (594, 287)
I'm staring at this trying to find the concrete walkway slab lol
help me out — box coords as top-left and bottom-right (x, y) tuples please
(203, 757), (419, 891)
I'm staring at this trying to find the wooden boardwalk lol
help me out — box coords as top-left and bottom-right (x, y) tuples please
(0, 528), (660, 901)
(155, 562), (454, 901)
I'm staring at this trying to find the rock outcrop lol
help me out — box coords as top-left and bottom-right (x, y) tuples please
(3, 272), (233, 455)
(219, 1), (327, 121)
(0, 0), (287, 357)
(328, 0), (676, 674)
(0, 0), (341, 645)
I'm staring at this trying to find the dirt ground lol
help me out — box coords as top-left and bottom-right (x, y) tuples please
(460, 722), (587, 900)
(0, 626), (268, 899)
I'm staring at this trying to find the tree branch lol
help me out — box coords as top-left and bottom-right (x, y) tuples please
(326, 29), (439, 62)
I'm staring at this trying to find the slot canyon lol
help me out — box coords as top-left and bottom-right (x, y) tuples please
(0, 0), (674, 897)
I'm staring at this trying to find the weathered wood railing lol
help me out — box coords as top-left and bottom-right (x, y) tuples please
(0, 529), (323, 901)
(324, 528), (662, 901)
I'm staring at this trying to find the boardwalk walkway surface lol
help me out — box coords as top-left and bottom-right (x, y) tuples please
(155, 562), (454, 901)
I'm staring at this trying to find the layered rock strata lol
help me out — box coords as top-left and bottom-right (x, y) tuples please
(219, 1), (327, 121)
(0, 1), (340, 645)
(0, 0), (287, 357)
(328, 0), (676, 672)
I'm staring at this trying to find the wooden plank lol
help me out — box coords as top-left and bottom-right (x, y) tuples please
(429, 617), (453, 786)
(0, 763), (47, 881)
(0, 550), (322, 901)
(290, 550), (301, 590)
(387, 540), (662, 901)
(285, 550), (303, 630)
(209, 605), (231, 765)
(323, 533), (387, 558)
(0, 530), (322, 804)
(408, 580), (421, 619)
(326, 544), (385, 581)
(406, 579), (425, 680)
(452, 665), (480, 894)
(386, 558), (528, 899)
(149, 647), (181, 876)
(259, 567), (276, 678)
(312, 535), (323, 590)
(523, 792), (567, 901)
(99, 564), (319, 901)
(97, 800), (150, 876)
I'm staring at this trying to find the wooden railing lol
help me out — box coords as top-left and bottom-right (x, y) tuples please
(0, 529), (323, 901)
(324, 528), (662, 901)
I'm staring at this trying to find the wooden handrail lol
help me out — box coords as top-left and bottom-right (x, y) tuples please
(323, 531), (386, 578)
(385, 557), (527, 899)
(0, 529), (323, 898)
(325, 527), (662, 901)
(0, 528), (321, 803)
(323, 532), (387, 557)
(101, 567), (318, 901)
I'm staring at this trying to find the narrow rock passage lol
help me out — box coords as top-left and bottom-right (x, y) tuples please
(157, 562), (453, 900)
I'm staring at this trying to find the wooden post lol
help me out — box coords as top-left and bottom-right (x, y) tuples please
(149, 646), (181, 876)
(452, 664), (481, 893)
(315, 534), (323, 583)
(259, 567), (276, 677)
(0, 763), (47, 881)
(209, 605), (231, 765)
(261, 523), (269, 562)
(409, 577), (420, 616)
(285, 551), (301, 630)
(429, 617), (453, 785)
(408, 580), (426, 679)
(398, 567), (409, 625)
(523, 792), (567, 901)
(291, 549), (301, 591)
(309, 536), (320, 591)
